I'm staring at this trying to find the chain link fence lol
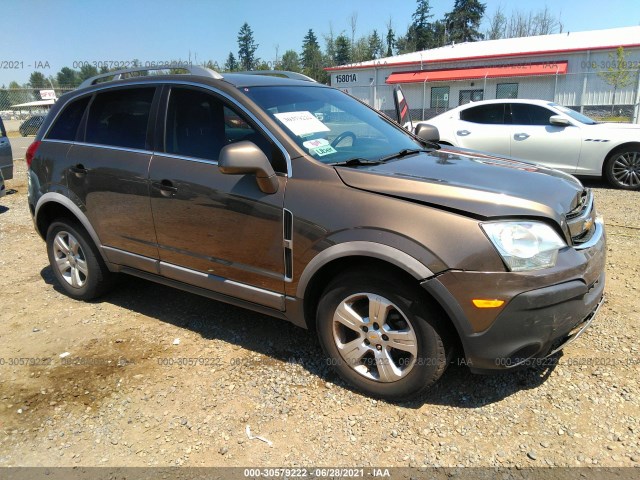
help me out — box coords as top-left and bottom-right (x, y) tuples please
(0, 87), (74, 135)
(343, 70), (640, 124)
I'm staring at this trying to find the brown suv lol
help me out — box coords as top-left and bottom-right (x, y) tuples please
(27, 66), (605, 400)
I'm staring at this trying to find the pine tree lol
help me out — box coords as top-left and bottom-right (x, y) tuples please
(386, 20), (395, 57)
(301, 29), (324, 80)
(411, 0), (434, 50)
(368, 30), (384, 60)
(444, 0), (486, 44)
(334, 34), (352, 65)
(237, 23), (259, 70)
(224, 52), (238, 72)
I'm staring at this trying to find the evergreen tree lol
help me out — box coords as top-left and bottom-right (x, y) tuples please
(237, 22), (259, 70)
(368, 30), (384, 60)
(301, 29), (324, 80)
(386, 20), (395, 57)
(335, 34), (352, 65)
(410, 0), (435, 50)
(224, 52), (238, 72)
(444, 0), (486, 44)
(28, 72), (47, 89)
(56, 67), (80, 88)
(28, 71), (47, 99)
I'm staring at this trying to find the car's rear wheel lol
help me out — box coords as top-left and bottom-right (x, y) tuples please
(604, 148), (640, 190)
(46, 220), (114, 300)
(316, 271), (449, 401)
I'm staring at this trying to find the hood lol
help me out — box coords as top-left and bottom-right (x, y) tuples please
(335, 147), (584, 223)
(588, 122), (640, 131)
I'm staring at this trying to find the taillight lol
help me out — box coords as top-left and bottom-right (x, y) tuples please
(25, 140), (41, 169)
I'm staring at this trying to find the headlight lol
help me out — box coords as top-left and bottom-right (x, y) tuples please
(481, 221), (566, 272)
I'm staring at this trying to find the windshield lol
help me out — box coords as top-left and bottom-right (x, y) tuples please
(550, 104), (598, 125)
(241, 85), (425, 164)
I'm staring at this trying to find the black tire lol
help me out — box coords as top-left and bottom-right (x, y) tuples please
(46, 220), (114, 300)
(316, 271), (449, 401)
(604, 147), (640, 190)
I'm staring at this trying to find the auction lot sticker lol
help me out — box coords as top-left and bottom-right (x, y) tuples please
(274, 111), (330, 136)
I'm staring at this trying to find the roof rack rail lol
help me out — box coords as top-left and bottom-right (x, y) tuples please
(79, 65), (223, 89)
(233, 70), (317, 82)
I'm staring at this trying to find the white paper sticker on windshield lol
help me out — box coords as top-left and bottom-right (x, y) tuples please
(310, 145), (337, 157)
(303, 138), (330, 149)
(274, 111), (330, 136)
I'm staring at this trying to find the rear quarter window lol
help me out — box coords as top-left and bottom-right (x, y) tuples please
(0, 117), (6, 137)
(47, 97), (90, 141)
(85, 88), (155, 149)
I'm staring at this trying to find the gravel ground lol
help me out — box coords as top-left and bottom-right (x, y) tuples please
(0, 159), (639, 469)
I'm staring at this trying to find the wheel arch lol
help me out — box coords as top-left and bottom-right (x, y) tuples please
(35, 193), (111, 266)
(602, 141), (640, 176)
(297, 242), (457, 337)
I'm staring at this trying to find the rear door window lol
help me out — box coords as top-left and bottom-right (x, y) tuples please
(47, 96), (90, 141)
(0, 117), (6, 137)
(460, 104), (506, 124)
(85, 88), (155, 149)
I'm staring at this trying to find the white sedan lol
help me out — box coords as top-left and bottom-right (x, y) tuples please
(413, 99), (640, 190)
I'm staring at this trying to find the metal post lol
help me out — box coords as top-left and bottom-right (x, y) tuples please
(633, 69), (640, 124)
(554, 68), (559, 103)
(422, 80), (427, 121)
(580, 51), (590, 114)
(372, 65), (377, 109)
(483, 73), (488, 99)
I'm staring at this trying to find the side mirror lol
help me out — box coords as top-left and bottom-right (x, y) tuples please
(218, 141), (279, 194)
(415, 123), (440, 143)
(549, 115), (571, 127)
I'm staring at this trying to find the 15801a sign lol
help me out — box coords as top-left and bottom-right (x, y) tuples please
(335, 73), (357, 83)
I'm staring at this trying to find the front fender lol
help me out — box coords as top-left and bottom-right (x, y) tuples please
(295, 240), (436, 299)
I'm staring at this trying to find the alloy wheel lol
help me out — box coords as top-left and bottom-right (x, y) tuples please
(52, 230), (88, 288)
(612, 151), (640, 187)
(332, 293), (418, 382)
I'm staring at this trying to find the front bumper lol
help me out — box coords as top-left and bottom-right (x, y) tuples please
(422, 218), (606, 372)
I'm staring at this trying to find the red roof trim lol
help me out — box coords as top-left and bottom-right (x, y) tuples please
(385, 61), (568, 84)
(325, 42), (640, 72)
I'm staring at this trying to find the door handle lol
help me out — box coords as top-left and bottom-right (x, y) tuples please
(153, 179), (178, 196)
(514, 133), (530, 140)
(456, 130), (471, 136)
(70, 164), (88, 177)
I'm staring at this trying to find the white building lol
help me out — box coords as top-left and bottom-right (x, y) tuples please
(326, 26), (640, 122)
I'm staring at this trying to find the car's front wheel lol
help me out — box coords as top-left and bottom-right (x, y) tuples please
(604, 147), (640, 190)
(46, 220), (114, 300)
(316, 271), (449, 400)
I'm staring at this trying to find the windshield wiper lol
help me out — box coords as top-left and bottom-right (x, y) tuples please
(330, 158), (383, 167)
(377, 148), (430, 163)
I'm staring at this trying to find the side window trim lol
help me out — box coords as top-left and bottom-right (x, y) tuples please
(160, 84), (289, 174)
(159, 82), (291, 176)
